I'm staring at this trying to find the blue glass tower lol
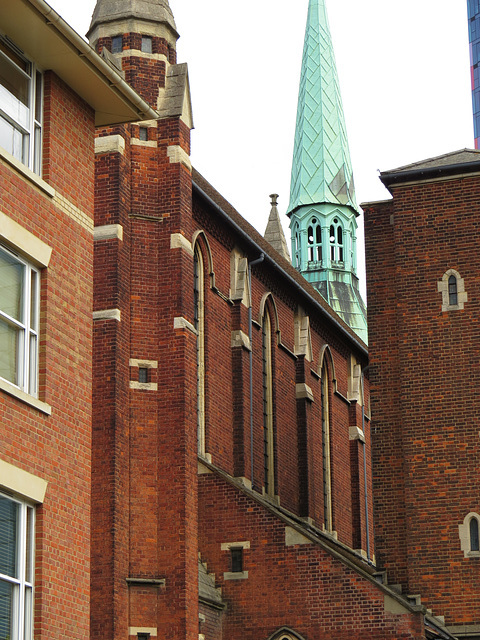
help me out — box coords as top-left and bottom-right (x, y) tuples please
(468, 0), (480, 148)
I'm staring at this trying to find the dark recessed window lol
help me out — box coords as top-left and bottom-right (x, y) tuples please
(141, 36), (153, 53)
(111, 36), (123, 54)
(137, 634), (150, 640)
(230, 547), (243, 573)
(448, 275), (458, 306)
(138, 367), (148, 383)
(139, 127), (148, 142)
(470, 517), (479, 552)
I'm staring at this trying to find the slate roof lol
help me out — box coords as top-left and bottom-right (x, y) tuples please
(380, 149), (480, 187)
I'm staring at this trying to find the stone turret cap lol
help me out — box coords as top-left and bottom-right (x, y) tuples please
(264, 194), (290, 261)
(87, 0), (179, 40)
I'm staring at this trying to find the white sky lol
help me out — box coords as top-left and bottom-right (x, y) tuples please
(47, 0), (474, 294)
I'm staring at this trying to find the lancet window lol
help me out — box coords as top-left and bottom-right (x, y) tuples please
(194, 245), (206, 456)
(329, 218), (344, 263)
(321, 363), (332, 531)
(307, 217), (322, 264)
(262, 310), (275, 496)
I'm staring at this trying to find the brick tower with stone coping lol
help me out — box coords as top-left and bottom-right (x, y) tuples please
(87, 2), (196, 639)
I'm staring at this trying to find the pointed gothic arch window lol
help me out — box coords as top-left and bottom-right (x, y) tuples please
(194, 244), (206, 456)
(470, 517), (479, 552)
(321, 362), (332, 531)
(448, 275), (458, 306)
(438, 269), (467, 311)
(293, 223), (301, 269)
(267, 628), (307, 640)
(329, 218), (344, 263)
(307, 217), (322, 264)
(262, 308), (275, 497)
(459, 512), (480, 557)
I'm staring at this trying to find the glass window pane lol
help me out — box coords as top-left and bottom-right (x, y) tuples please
(25, 509), (33, 584)
(0, 319), (21, 386)
(33, 126), (41, 175)
(35, 72), (42, 124)
(29, 270), (37, 331)
(470, 518), (479, 551)
(24, 586), (32, 640)
(0, 115), (25, 163)
(0, 579), (13, 640)
(0, 54), (30, 128)
(141, 37), (152, 53)
(0, 497), (18, 579)
(28, 334), (37, 396)
(111, 36), (122, 53)
(0, 249), (24, 322)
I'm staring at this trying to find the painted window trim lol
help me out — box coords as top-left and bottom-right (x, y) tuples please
(0, 244), (40, 397)
(0, 36), (43, 175)
(0, 213), (51, 412)
(0, 490), (35, 640)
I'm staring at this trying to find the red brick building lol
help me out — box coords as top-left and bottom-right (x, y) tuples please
(364, 150), (480, 640)
(0, 2), (155, 639)
(86, 1), (454, 639)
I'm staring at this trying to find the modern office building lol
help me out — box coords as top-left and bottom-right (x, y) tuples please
(468, 0), (480, 147)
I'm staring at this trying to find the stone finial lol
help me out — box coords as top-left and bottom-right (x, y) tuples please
(264, 194), (290, 261)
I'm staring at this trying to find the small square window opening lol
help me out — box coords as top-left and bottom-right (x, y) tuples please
(111, 36), (123, 54)
(137, 634), (150, 640)
(230, 547), (243, 573)
(139, 127), (148, 142)
(138, 367), (149, 384)
(141, 37), (153, 54)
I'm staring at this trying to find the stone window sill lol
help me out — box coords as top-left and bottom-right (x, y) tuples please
(0, 147), (55, 198)
(0, 378), (51, 415)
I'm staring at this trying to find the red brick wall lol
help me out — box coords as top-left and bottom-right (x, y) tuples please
(42, 72), (95, 214)
(198, 472), (426, 640)
(191, 192), (371, 550)
(0, 78), (94, 639)
(365, 173), (480, 626)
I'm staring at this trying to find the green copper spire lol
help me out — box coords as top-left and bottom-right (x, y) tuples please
(287, 0), (367, 344)
(288, 0), (357, 215)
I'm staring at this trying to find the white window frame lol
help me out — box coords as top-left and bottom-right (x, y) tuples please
(0, 36), (43, 174)
(0, 492), (35, 640)
(0, 244), (40, 397)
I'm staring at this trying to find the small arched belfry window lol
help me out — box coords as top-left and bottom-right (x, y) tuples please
(292, 223), (301, 269)
(307, 217), (322, 264)
(329, 218), (343, 263)
(438, 269), (467, 311)
(458, 513), (480, 557)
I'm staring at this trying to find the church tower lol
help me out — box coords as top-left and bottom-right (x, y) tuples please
(86, 2), (196, 640)
(287, 0), (367, 343)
